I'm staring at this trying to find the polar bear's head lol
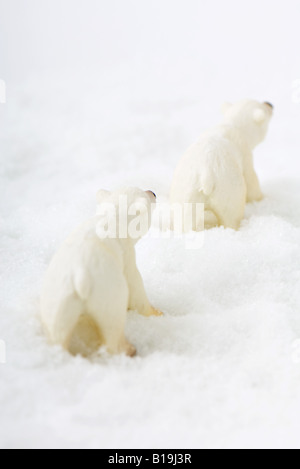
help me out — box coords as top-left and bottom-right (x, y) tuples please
(221, 99), (273, 149)
(96, 187), (156, 241)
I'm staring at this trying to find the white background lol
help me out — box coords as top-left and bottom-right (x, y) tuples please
(0, 0), (300, 449)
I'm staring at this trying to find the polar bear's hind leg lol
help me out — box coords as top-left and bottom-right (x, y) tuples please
(86, 277), (135, 356)
(203, 210), (219, 229)
(68, 313), (104, 356)
(52, 295), (85, 351)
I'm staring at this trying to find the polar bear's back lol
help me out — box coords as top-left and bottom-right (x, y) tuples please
(170, 128), (243, 204)
(41, 220), (127, 344)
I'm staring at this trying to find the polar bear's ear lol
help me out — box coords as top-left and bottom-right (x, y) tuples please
(96, 189), (110, 204)
(253, 108), (267, 124)
(221, 102), (232, 115)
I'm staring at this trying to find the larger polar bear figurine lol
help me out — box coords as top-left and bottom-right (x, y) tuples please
(170, 100), (273, 230)
(41, 187), (161, 357)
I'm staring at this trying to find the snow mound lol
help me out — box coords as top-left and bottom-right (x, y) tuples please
(1, 25), (300, 446)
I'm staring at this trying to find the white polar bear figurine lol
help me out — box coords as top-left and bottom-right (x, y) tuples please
(41, 187), (161, 357)
(170, 100), (273, 230)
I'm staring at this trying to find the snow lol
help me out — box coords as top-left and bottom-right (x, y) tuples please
(0, 0), (300, 450)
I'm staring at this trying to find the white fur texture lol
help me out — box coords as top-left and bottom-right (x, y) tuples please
(41, 188), (159, 356)
(170, 100), (273, 230)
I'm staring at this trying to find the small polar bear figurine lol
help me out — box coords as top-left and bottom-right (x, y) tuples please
(41, 187), (161, 357)
(170, 99), (273, 230)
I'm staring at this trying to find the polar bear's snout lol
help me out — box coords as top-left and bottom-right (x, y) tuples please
(264, 102), (274, 110)
(146, 190), (157, 199)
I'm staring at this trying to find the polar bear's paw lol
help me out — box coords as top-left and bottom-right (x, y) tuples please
(149, 306), (164, 317)
(125, 342), (137, 357)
